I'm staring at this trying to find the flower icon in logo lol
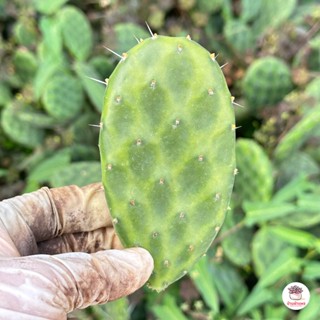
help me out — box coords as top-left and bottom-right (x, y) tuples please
(288, 284), (303, 300)
(282, 282), (310, 310)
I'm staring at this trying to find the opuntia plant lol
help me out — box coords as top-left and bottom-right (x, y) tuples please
(243, 56), (293, 109)
(99, 33), (236, 291)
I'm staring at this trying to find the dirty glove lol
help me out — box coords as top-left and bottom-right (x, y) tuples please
(0, 183), (153, 320)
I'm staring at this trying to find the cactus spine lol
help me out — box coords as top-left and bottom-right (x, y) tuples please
(99, 35), (236, 291)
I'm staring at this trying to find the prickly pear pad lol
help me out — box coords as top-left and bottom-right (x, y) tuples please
(99, 35), (236, 291)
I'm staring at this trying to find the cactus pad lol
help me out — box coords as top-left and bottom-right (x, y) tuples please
(234, 138), (273, 203)
(274, 105), (320, 161)
(33, 0), (69, 15)
(99, 35), (236, 291)
(43, 74), (83, 120)
(60, 6), (93, 61)
(243, 56), (293, 109)
(13, 49), (37, 84)
(224, 20), (254, 54)
(1, 105), (44, 148)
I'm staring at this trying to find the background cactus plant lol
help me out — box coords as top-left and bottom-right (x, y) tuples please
(0, 0), (320, 319)
(243, 56), (293, 109)
(234, 138), (274, 203)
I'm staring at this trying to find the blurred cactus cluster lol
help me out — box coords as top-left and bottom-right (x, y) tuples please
(1, 0), (320, 319)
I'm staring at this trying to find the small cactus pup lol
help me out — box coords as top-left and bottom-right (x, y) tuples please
(99, 33), (236, 291)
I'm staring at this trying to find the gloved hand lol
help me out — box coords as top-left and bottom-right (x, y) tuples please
(0, 183), (153, 320)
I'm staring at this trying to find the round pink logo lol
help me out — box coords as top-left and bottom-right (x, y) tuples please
(282, 282), (310, 310)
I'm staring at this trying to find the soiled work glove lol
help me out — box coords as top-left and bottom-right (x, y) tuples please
(0, 183), (153, 320)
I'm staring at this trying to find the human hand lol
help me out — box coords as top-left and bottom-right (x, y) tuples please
(0, 183), (153, 320)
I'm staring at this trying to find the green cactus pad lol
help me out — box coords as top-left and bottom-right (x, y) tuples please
(252, 0), (297, 36)
(14, 17), (38, 47)
(1, 106), (44, 148)
(224, 20), (254, 54)
(252, 226), (296, 277)
(0, 82), (12, 108)
(50, 161), (101, 187)
(32, 0), (69, 15)
(221, 210), (253, 267)
(243, 56), (293, 109)
(276, 152), (320, 188)
(274, 105), (320, 161)
(99, 35), (236, 291)
(114, 23), (149, 54)
(13, 49), (37, 84)
(60, 6), (93, 61)
(234, 138), (273, 203)
(43, 74), (83, 120)
(74, 62), (105, 113)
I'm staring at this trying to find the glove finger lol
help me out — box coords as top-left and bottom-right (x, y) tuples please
(0, 248), (153, 319)
(0, 182), (113, 256)
(37, 227), (123, 254)
(49, 247), (154, 311)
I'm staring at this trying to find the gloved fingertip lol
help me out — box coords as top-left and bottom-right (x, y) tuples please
(123, 247), (154, 277)
(91, 247), (154, 302)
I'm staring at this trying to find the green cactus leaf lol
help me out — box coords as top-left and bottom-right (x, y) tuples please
(99, 35), (236, 291)
(256, 251), (302, 289)
(60, 6), (93, 61)
(39, 16), (64, 61)
(309, 35), (320, 49)
(224, 20), (254, 54)
(32, 0), (69, 15)
(34, 59), (66, 100)
(240, 0), (262, 22)
(103, 298), (130, 320)
(236, 286), (273, 316)
(74, 62), (105, 113)
(27, 150), (71, 186)
(196, 0), (224, 13)
(253, 0), (297, 36)
(270, 226), (320, 250)
(1, 106), (44, 148)
(67, 144), (99, 161)
(297, 289), (320, 320)
(49, 161), (101, 187)
(13, 49), (38, 83)
(210, 260), (248, 314)
(190, 256), (219, 313)
(0, 82), (12, 108)
(0, 169), (8, 178)
(71, 297), (130, 320)
(243, 56), (293, 109)
(276, 152), (320, 188)
(243, 200), (301, 227)
(66, 112), (100, 145)
(273, 175), (314, 203)
(0, 0), (7, 19)
(14, 17), (38, 47)
(221, 211), (252, 267)
(274, 105), (320, 161)
(114, 22), (149, 54)
(15, 106), (59, 128)
(42, 74), (84, 120)
(151, 294), (188, 320)
(251, 226), (296, 277)
(234, 139), (274, 203)
(303, 261), (320, 280)
(89, 55), (114, 79)
(305, 78), (320, 104)
(276, 195), (320, 229)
